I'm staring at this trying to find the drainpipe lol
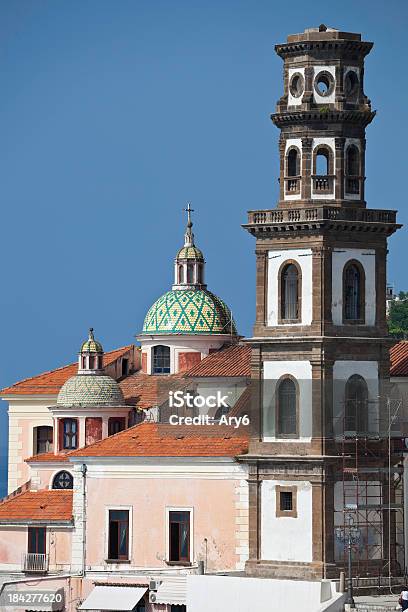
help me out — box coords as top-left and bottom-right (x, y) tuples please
(81, 464), (87, 577)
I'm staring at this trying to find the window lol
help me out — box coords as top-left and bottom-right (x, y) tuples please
(170, 607), (187, 612)
(280, 262), (300, 322)
(346, 146), (359, 176)
(276, 377), (298, 437)
(197, 263), (203, 284)
(34, 426), (53, 455)
(108, 417), (126, 436)
(169, 511), (190, 563)
(276, 486), (297, 518)
(82, 355), (87, 369)
(345, 375), (369, 433)
(98, 355), (103, 370)
(108, 509), (129, 560)
(60, 418), (78, 450)
(153, 345), (170, 374)
(178, 264), (185, 284)
(287, 148), (300, 177)
(89, 355), (96, 369)
(187, 264), (194, 284)
(122, 358), (129, 377)
(280, 491), (293, 511)
(52, 470), (73, 490)
(315, 149), (329, 175)
(343, 261), (364, 322)
(28, 527), (46, 555)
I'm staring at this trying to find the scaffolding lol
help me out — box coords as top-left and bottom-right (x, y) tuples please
(334, 392), (405, 580)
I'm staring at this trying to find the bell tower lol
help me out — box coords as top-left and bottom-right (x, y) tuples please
(243, 26), (403, 581)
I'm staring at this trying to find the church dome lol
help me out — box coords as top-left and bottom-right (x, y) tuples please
(57, 374), (125, 407)
(176, 245), (204, 261)
(142, 289), (237, 335)
(80, 328), (103, 353)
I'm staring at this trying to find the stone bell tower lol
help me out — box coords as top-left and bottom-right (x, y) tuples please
(242, 26), (403, 581)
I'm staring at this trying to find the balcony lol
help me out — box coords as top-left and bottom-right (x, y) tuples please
(246, 206), (398, 227)
(22, 553), (49, 574)
(312, 175), (334, 194)
(345, 176), (361, 195)
(284, 176), (301, 195)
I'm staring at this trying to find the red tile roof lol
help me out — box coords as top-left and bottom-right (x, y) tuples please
(26, 452), (70, 464)
(186, 345), (251, 378)
(119, 372), (188, 408)
(390, 341), (408, 376)
(1, 346), (134, 396)
(0, 490), (73, 522)
(71, 422), (249, 458)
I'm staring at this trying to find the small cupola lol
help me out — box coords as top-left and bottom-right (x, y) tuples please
(173, 203), (206, 290)
(78, 328), (104, 375)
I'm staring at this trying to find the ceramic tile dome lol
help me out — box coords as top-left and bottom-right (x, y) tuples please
(80, 328), (103, 353)
(142, 289), (237, 335)
(176, 245), (204, 261)
(57, 374), (125, 407)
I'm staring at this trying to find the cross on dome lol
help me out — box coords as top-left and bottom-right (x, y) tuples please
(183, 201), (195, 247)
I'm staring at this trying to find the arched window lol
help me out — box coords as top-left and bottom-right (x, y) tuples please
(178, 264), (185, 284)
(89, 355), (96, 370)
(280, 262), (301, 322)
(197, 263), (203, 284)
(343, 261), (364, 322)
(276, 377), (298, 437)
(98, 355), (103, 370)
(153, 345), (170, 374)
(81, 355), (87, 369)
(346, 146), (359, 176)
(315, 148), (329, 175)
(345, 375), (368, 433)
(287, 148), (300, 177)
(187, 264), (194, 284)
(52, 470), (73, 490)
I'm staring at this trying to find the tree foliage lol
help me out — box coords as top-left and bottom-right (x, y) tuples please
(388, 292), (408, 338)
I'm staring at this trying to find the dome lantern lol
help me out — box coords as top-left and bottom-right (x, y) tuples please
(78, 328), (104, 375)
(173, 203), (206, 290)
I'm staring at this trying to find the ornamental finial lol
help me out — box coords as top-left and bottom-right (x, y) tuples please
(183, 202), (195, 247)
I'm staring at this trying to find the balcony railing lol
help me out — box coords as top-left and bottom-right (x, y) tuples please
(345, 176), (361, 195)
(312, 175), (334, 193)
(284, 176), (301, 194)
(22, 553), (49, 573)
(247, 206), (397, 226)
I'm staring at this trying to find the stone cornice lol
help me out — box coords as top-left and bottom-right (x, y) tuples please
(271, 109), (376, 128)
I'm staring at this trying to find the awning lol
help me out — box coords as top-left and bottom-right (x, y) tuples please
(79, 586), (147, 611)
(155, 578), (187, 605)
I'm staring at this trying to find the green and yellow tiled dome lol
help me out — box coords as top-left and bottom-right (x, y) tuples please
(142, 289), (237, 335)
(80, 328), (103, 353)
(176, 245), (204, 261)
(57, 374), (125, 407)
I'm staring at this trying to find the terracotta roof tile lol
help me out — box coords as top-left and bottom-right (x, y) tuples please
(120, 372), (188, 408)
(1, 346), (134, 396)
(186, 345), (251, 378)
(71, 422), (249, 458)
(26, 452), (70, 464)
(390, 341), (408, 376)
(0, 490), (73, 522)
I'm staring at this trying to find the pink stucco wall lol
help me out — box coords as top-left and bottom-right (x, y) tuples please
(85, 476), (239, 572)
(0, 526), (72, 568)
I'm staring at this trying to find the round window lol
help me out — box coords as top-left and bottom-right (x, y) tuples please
(345, 70), (359, 97)
(314, 71), (335, 97)
(289, 73), (304, 98)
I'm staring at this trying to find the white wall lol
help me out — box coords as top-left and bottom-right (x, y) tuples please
(187, 575), (345, 612)
(267, 248), (313, 326)
(263, 360), (312, 441)
(332, 360), (379, 435)
(331, 248), (376, 325)
(313, 65), (336, 104)
(287, 68), (305, 107)
(261, 480), (313, 562)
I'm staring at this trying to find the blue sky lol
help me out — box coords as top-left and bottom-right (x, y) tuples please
(0, 0), (407, 494)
